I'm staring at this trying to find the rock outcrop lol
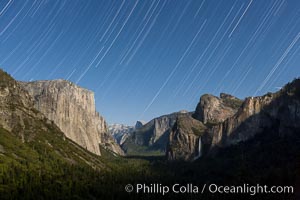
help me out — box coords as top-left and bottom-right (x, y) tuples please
(122, 111), (192, 154)
(209, 80), (300, 149)
(193, 93), (242, 124)
(0, 70), (46, 139)
(167, 115), (206, 161)
(0, 69), (106, 173)
(165, 93), (242, 161)
(167, 78), (300, 161)
(137, 111), (192, 147)
(20, 80), (123, 156)
(135, 121), (145, 129)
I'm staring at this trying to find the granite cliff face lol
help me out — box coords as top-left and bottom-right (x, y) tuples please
(0, 70), (45, 140)
(122, 111), (192, 154)
(193, 93), (242, 124)
(136, 110), (191, 147)
(166, 93), (243, 161)
(209, 80), (300, 149)
(0, 69), (107, 181)
(167, 115), (206, 161)
(135, 120), (145, 129)
(20, 80), (123, 156)
(166, 79), (300, 161)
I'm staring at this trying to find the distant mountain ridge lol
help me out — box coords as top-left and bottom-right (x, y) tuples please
(121, 111), (192, 155)
(109, 123), (134, 145)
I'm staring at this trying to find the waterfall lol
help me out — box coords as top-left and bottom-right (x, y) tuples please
(194, 137), (202, 160)
(198, 137), (202, 157)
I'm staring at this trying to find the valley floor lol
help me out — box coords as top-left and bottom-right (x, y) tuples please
(1, 128), (298, 200)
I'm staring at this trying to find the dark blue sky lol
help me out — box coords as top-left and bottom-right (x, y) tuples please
(1, 0), (300, 125)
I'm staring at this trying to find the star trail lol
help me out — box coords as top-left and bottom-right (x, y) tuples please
(0, 0), (300, 125)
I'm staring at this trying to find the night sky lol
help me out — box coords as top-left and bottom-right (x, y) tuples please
(1, 0), (300, 125)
